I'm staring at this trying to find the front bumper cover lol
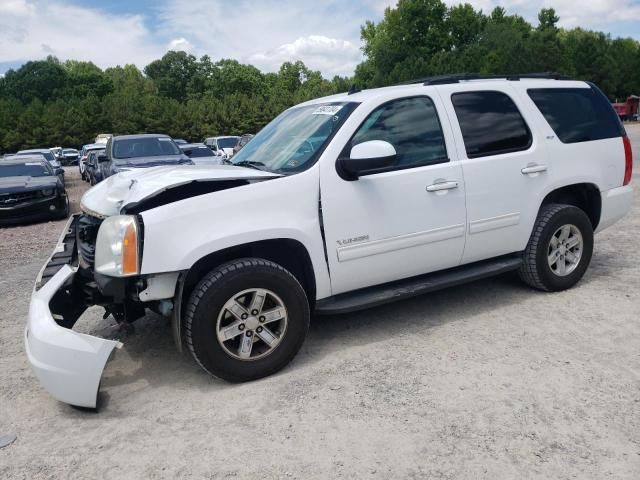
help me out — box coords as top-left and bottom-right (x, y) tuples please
(25, 216), (122, 408)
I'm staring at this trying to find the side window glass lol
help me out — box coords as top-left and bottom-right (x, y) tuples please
(452, 91), (532, 158)
(351, 96), (448, 168)
(527, 88), (623, 143)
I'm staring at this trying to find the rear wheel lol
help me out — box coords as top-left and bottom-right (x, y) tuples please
(184, 258), (310, 382)
(519, 204), (594, 291)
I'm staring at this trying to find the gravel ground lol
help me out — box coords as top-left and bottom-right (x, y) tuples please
(1, 128), (639, 479)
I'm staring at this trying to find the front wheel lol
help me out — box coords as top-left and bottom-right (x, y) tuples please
(519, 204), (594, 292)
(184, 258), (310, 382)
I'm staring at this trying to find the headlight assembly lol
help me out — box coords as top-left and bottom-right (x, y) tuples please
(95, 215), (141, 277)
(41, 189), (54, 197)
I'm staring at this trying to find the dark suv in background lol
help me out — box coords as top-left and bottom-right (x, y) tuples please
(100, 134), (193, 180)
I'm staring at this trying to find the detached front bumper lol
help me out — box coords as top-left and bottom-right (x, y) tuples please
(25, 215), (122, 408)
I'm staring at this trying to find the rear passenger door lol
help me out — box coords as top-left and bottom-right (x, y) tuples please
(438, 85), (549, 264)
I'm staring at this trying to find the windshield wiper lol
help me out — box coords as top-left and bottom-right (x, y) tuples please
(233, 160), (267, 171)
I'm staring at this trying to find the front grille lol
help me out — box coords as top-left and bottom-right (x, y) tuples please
(0, 190), (50, 206)
(77, 214), (102, 269)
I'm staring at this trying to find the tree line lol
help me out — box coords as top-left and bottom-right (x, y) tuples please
(1, 0), (638, 153)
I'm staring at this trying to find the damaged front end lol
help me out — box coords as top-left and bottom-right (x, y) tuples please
(25, 215), (122, 408)
(26, 213), (163, 408)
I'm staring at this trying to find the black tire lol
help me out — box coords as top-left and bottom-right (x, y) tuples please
(56, 196), (70, 219)
(185, 258), (310, 382)
(519, 203), (594, 292)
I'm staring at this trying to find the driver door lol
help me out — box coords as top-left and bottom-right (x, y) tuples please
(319, 94), (467, 295)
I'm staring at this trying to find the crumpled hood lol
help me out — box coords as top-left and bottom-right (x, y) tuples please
(0, 176), (59, 194)
(81, 165), (281, 217)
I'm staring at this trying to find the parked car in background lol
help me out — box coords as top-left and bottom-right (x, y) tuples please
(203, 136), (240, 158)
(613, 95), (639, 121)
(16, 149), (64, 184)
(61, 148), (79, 166)
(85, 149), (106, 185)
(233, 134), (254, 156)
(79, 143), (106, 182)
(0, 156), (68, 225)
(50, 147), (63, 161)
(173, 138), (188, 145)
(95, 134), (113, 144)
(99, 134), (193, 180)
(178, 143), (222, 165)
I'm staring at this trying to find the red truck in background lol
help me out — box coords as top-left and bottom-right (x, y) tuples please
(613, 95), (639, 121)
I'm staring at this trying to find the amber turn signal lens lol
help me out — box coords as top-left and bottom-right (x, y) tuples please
(122, 221), (138, 275)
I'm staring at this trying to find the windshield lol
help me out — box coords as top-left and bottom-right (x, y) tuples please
(113, 137), (181, 160)
(231, 102), (357, 173)
(218, 137), (239, 149)
(0, 162), (52, 178)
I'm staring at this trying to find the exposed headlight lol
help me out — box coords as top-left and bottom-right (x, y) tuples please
(95, 215), (141, 277)
(41, 189), (54, 197)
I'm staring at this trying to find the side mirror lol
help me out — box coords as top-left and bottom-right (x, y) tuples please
(338, 140), (397, 180)
(98, 153), (108, 163)
(55, 167), (64, 176)
(210, 144), (218, 151)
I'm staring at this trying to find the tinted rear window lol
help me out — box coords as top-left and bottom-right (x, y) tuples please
(528, 87), (623, 143)
(218, 138), (239, 149)
(451, 91), (531, 158)
(187, 147), (215, 158)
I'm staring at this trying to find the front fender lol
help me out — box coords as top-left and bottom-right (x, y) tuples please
(139, 168), (332, 299)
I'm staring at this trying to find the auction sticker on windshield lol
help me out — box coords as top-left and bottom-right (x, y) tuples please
(312, 105), (343, 115)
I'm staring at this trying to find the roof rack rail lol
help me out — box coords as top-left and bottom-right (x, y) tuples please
(397, 72), (570, 86)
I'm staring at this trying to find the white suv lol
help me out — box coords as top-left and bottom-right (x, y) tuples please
(26, 74), (633, 407)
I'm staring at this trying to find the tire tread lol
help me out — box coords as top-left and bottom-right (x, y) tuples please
(519, 203), (570, 291)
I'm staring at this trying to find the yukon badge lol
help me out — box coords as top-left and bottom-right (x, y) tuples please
(337, 235), (370, 246)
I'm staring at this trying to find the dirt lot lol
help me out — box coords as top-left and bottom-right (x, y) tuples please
(1, 128), (639, 479)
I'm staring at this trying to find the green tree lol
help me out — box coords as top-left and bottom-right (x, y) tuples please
(2, 56), (67, 103)
(144, 51), (199, 102)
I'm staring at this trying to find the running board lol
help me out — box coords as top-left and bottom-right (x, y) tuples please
(315, 255), (522, 315)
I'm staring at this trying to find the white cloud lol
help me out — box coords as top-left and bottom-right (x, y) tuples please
(168, 37), (194, 53)
(542, 0), (640, 27)
(0, 0), (35, 16)
(0, 0), (163, 69)
(1, 0), (638, 79)
(157, 0), (369, 76)
(249, 35), (362, 77)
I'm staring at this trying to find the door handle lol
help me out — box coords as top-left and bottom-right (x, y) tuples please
(521, 164), (547, 175)
(426, 181), (458, 192)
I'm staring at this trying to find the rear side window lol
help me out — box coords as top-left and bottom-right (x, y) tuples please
(527, 87), (623, 143)
(351, 96), (447, 169)
(452, 91), (531, 158)
(188, 147), (215, 157)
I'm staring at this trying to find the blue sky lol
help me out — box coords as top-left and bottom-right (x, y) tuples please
(1, 0), (639, 78)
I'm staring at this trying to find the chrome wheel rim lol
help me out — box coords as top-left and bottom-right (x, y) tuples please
(216, 288), (288, 361)
(547, 224), (583, 277)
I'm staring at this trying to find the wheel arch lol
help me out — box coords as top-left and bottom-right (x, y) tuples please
(182, 238), (317, 311)
(540, 182), (601, 230)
